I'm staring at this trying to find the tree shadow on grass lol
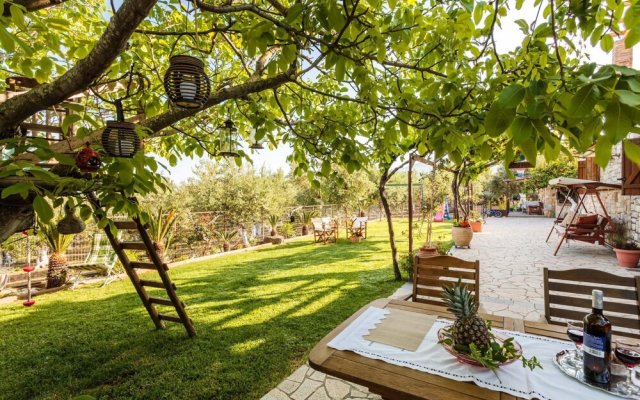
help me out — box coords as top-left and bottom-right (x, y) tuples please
(0, 237), (400, 400)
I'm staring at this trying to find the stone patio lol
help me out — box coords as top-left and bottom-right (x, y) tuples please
(261, 215), (637, 400)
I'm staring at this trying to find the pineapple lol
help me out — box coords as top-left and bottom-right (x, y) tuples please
(442, 281), (491, 350)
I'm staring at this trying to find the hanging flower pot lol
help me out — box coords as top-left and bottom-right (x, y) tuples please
(164, 55), (210, 109)
(56, 202), (85, 235)
(75, 142), (101, 172)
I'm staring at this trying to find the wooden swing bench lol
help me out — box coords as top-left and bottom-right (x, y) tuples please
(67, 233), (120, 289)
(545, 178), (621, 256)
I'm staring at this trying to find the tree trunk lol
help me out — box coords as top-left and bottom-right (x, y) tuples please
(0, 196), (35, 243)
(451, 169), (460, 221)
(379, 167), (402, 281)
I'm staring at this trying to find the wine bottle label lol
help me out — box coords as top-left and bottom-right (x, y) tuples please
(584, 333), (606, 358)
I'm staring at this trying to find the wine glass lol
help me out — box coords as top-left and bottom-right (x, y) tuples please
(614, 340), (640, 395)
(563, 321), (584, 369)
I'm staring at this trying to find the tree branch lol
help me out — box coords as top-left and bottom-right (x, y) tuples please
(0, 0), (158, 136)
(3, 0), (68, 16)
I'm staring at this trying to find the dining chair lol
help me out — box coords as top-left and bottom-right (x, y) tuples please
(410, 255), (480, 307)
(543, 268), (640, 339)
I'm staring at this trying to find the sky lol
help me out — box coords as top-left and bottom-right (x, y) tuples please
(153, 2), (614, 183)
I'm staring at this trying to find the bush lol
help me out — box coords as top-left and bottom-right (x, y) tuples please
(280, 223), (294, 238)
(399, 251), (417, 281)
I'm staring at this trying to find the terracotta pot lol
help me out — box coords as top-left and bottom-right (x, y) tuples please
(350, 236), (363, 243)
(614, 248), (640, 268)
(470, 221), (483, 233)
(418, 246), (439, 257)
(452, 226), (473, 248)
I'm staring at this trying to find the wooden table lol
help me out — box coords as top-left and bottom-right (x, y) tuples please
(309, 298), (570, 400)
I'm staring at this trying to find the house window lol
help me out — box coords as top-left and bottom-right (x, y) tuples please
(578, 156), (600, 181)
(622, 138), (640, 195)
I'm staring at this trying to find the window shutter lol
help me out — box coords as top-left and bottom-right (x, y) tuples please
(578, 157), (600, 181)
(622, 138), (640, 195)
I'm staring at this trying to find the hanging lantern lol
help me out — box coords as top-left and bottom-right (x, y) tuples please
(75, 142), (101, 172)
(218, 118), (240, 158)
(56, 202), (86, 235)
(101, 100), (141, 158)
(164, 55), (211, 109)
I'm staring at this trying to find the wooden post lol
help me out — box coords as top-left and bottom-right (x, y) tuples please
(408, 156), (414, 255)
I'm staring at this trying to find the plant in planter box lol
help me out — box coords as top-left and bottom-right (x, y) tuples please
(267, 214), (280, 236)
(609, 220), (640, 268)
(280, 222), (294, 239)
(38, 220), (75, 288)
(215, 229), (238, 252)
(452, 218), (473, 249)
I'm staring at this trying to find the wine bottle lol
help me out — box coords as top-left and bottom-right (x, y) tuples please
(583, 289), (612, 388)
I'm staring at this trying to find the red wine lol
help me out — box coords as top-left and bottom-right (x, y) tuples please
(567, 328), (584, 344)
(583, 290), (612, 388)
(615, 347), (640, 368)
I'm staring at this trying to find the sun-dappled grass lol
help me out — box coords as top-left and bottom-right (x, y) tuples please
(0, 218), (452, 400)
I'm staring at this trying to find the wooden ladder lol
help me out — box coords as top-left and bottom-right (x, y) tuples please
(89, 195), (196, 337)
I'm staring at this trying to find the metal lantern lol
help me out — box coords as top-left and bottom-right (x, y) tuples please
(164, 55), (211, 109)
(101, 100), (141, 158)
(56, 202), (86, 235)
(218, 118), (240, 158)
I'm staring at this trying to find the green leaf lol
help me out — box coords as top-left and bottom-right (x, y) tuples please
(33, 195), (53, 222)
(485, 103), (516, 136)
(595, 136), (612, 168)
(497, 84), (525, 109)
(61, 114), (83, 134)
(624, 140), (640, 165)
(626, 29), (640, 48)
(604, 100), (632, 141)
(335, 57), (346, 82)
(510, 117), (536, 145)
(1, 182), (32, 199)
(568, 85), (598, 117)
(601, 34), (614, 52)
(616, 90), (640, 107)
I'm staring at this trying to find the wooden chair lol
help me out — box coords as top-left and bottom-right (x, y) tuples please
(543, 268), (640, 339)
(67, 233), (120, 289)
(410, 255), (480, 307)
(346, 217), (368, 240)
(311, 218), (338, 244)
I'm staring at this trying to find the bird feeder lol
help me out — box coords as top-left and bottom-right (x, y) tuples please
(56, 202), (86, 235)
(101, 99), (140, 158)
(164, 55), (210, 109)
(218, 118), (240, 158)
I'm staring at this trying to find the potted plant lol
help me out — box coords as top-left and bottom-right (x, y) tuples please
(452, 218), (473, 248)
(38, 220), (75, 288)
(610, 221), (640, 268)
(145, 207), (177, 262)
(468, 210), (484, 233)
(267, 214), (280, 236)
(350, 231), (364, 243)
(296, 209), (318, 235)
(215, 229), (238, 252)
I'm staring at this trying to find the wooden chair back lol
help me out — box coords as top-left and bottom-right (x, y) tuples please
(412, 255), (480, 307)
(544, 268), (640, 339)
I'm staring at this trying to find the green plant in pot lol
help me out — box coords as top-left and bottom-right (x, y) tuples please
(296, 210), (318, 235)
(145, 207), (177, 261)
(267, 214), (280, 236)
(452, 218), (473, 249)
(38, 220), (75, 288)
(610, 220), (640, 268)
(215, 229), (238, 252)
(468, 210), (484, 233)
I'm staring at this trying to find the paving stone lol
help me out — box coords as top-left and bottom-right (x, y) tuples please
(262, 388), (292, 400)
(350, 389), (368, 398)
(278, 379), (301, 394)
(291, 379), (322, 400)
(308, 387), (331, 400)
(325, 378), (350, 399)
(309, 370), (326, 381)
(289, 365), (309, 383)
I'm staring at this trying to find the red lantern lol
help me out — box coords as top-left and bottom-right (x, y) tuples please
(75, 142), (101, 172)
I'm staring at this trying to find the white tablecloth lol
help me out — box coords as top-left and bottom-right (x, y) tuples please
(328, 307), (626, 400)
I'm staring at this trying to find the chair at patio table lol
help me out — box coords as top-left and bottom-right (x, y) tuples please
(311, 217), (338, 244)
(346, 216), (368, 240)
(543, 267), (640, 339)
(407, 255), (480, 308)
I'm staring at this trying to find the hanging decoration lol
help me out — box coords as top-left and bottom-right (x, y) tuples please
(218, 118), (240, 158)
(164, 55), (210, 109)
(56, 202), (86, 235)
(75, 142), (101, 172)
(92, 66), (146, 158)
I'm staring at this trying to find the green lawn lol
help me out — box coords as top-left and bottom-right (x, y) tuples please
(0, 218), (451, 400)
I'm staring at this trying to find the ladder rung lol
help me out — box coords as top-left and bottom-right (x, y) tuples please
(130, 261), (157, 270)
(148, 297), (174, 307)
(158, 314), (183, 323)
(139, 279), (176, 290)
(114, 220), (138, 230)
(120, 242), (147, 250)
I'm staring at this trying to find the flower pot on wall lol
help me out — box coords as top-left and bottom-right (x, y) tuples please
(470, 221), (483, 233)
(452, 227), (473, 248)
(418, 245), (438, 257)
(614, 248), (640, 268)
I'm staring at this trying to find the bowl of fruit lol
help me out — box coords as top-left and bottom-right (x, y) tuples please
(437, 281), (540, 371)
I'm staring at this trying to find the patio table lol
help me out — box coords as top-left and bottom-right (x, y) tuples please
(308, 298), (596, 400)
